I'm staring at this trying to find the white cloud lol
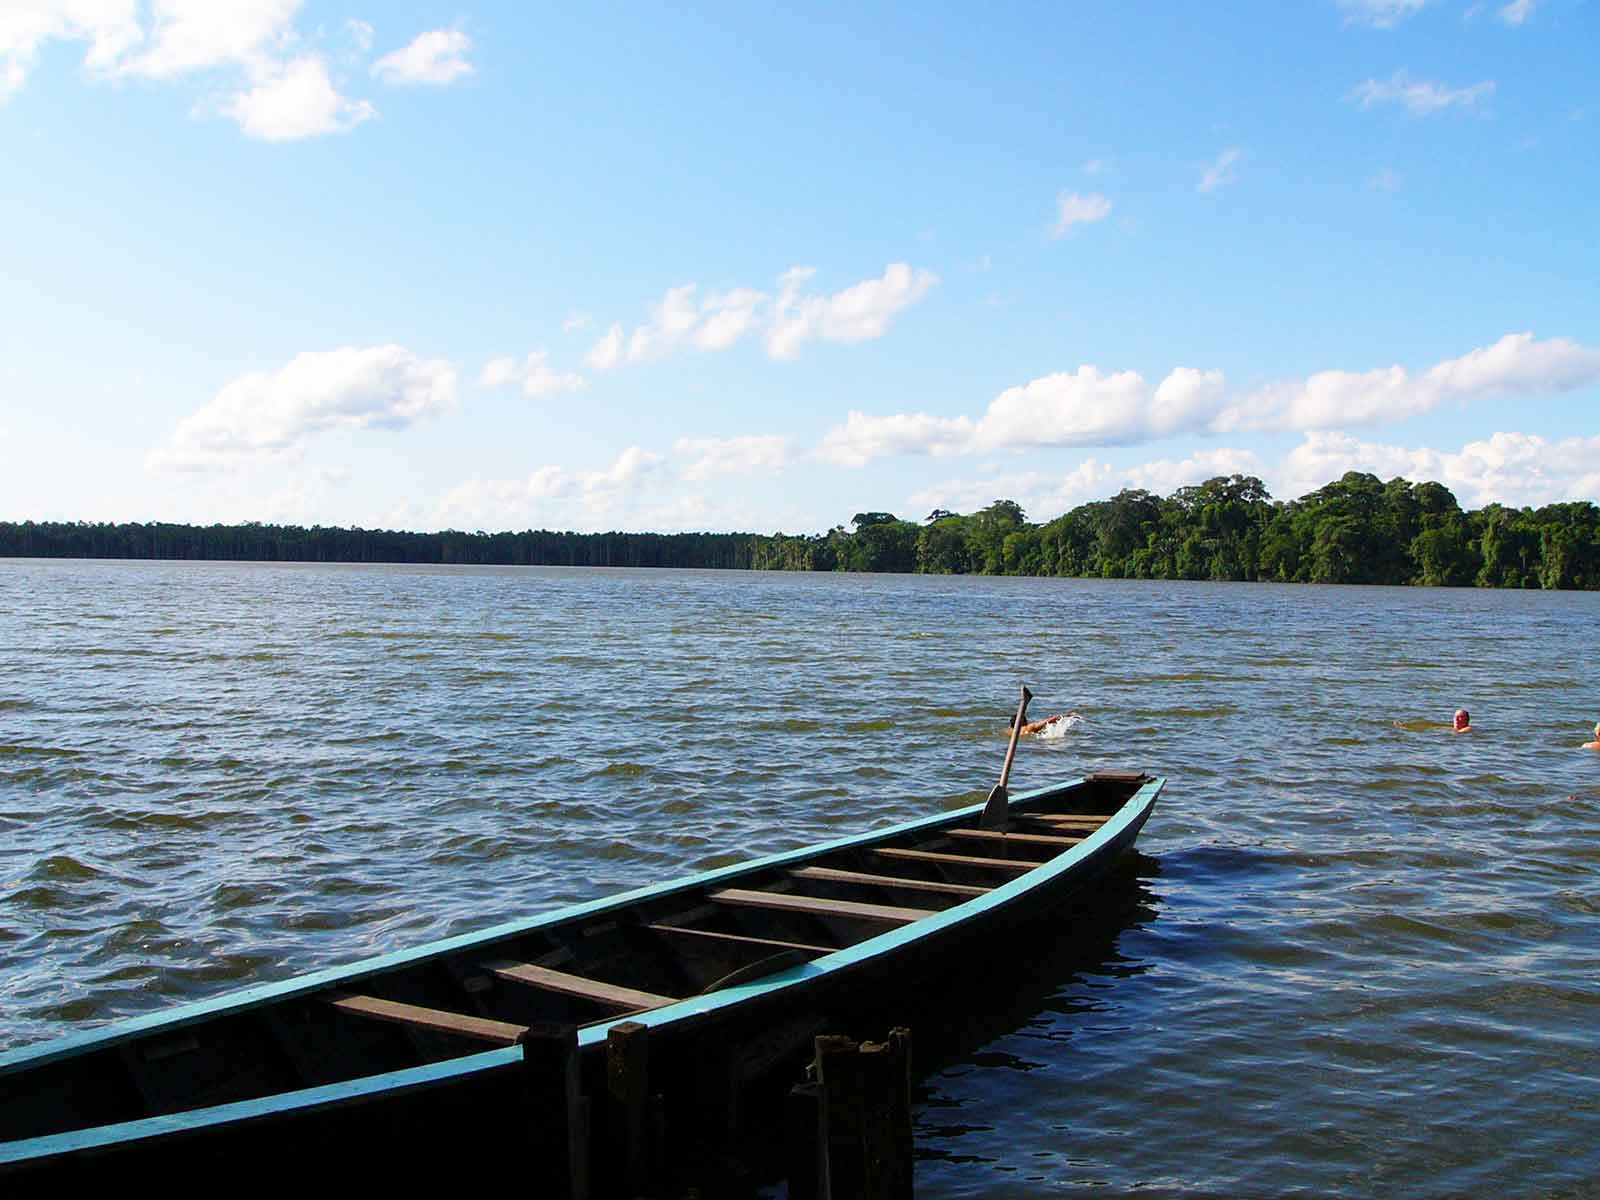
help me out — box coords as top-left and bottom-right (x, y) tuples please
(626, 283), (701, 362)
(1, 1), (143, 102)
(561, 312), (592, 334)
(118, 0), (300, 79)
(908, 429), (1599, 522)
(1217, 364), (1416, 432)
(977, 367), (1181, 450)
(693, 288), (766, 351)
(1337, 0), (1429, 27)
(584, 324), (625, 371)
(1499, 0), (1537, 24)
(586, 264), (937, 370)
(0, 2), (397, 140)
(816, 367), (1229, 468)
(908, 460), (1117, 523)
(674, 435), (790, 481)
(346, 19), (374, 53)
(816, 411), (978, 468)
(479, 351), (586, 398)
(1347, 71), (1495, 116)
(1199, 147), (1242, 193)
(1368, 167), (1402, 191)
(1277, 430), (1600, 507)
(1050, 191), (1113, 237)
(1219, 332), (1600, 432)
(371, 29), (472, 86)
(765, 263), (938, 360)
(1122, 448), (1267, 496)
(592, 445), (665, 490)
(221, 54), (374, 140)
(148, 344), (456, 471)
(814, 332), (1600, 468)
(908, 449), (1266, 526)
(1150, 368), (1228, 433)
(431, 447), (668, 532)
(817, 366), (1215, 468)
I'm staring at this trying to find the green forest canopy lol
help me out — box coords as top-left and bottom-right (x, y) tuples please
(4, 472), (1598, 589)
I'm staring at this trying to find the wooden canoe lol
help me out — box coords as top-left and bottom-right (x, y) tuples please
(0, 770), (1162, 1183)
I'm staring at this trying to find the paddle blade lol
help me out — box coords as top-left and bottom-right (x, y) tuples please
(980, 783), (1009, 828)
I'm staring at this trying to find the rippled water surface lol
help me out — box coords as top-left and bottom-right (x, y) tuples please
(4, 560), (1598, 1195)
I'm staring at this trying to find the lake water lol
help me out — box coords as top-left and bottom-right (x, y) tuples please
(3, 560), (1598, 1195)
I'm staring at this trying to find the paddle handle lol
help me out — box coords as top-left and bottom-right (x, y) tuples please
(996, 684), (1033, 793)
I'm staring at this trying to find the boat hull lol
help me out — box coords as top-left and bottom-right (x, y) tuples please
(0, 772), (1162, 1184)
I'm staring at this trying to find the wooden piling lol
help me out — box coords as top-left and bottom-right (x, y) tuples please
(606, 1019), (654, 1195)
(519, 1022), (589, 1200)
(785, 1081), (822, 1200)
(812, 1029), (913, 1200)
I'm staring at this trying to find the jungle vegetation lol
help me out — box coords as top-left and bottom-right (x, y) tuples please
(4, 472), (1598, 589)
(752, 472), (1600, 589)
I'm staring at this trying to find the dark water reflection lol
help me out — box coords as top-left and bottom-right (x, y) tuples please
(3, 561), (1599, 1195)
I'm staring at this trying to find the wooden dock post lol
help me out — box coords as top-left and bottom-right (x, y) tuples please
(606, 1019), (656, 1196)
(785, 1081), (823, 1200)
(519, 1022), (589, 1200)
(812, 1029), (913, 1200)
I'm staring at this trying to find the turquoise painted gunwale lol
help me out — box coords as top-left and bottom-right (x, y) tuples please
(1, 775), (1162, 1167)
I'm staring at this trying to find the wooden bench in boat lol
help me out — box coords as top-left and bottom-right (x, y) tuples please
(872, 847), (1036, 873)
(645, 923), (834, 956)
(709, 888), (934, 925)
(790, 866), (992, 898)
(946, 828), (1084, 849)
(326, 993), (525, 1045)
(643, 921), (832, 960)
(1018, 813), (1109, 828)
(482, 960), (679, 1012)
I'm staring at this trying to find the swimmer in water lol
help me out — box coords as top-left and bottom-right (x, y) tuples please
(1013, 711), (1081, 736)
(1582, 722), (1600, 750)
(1452, 709), (1471, 734)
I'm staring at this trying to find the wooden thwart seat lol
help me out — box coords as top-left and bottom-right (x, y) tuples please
(646, 923), (834, 956)
(1019, 813), (1108, 828)
(482, 960), (678, 1012)
(946, 828), (1083, 848)
(326, 993), (525, 1045)
(873, 847), (1036, 873)
(710, 888), (933, 925)
(791, 866), (991, 898)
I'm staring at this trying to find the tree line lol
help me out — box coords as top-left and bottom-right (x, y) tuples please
(748, 472), (1600, 589)
(3, 471), (1597, 588)
(0, 521), (754, 569)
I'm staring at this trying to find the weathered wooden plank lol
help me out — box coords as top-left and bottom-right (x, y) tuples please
(790, 866), (991, 898)
(606, 1020), (652, 1196)
(946, 827), (1083, 848)
(1019, 813), (1109, 828)
(709, 888), (934, 925)
(325, 993), (525, 1045)
(520, 1024), (586, 1200)
(483, 960), (678, 1013)
(815, 1030), (914, 1199)
(646, 923), (835, 956)
(872, 847), (1036, 873)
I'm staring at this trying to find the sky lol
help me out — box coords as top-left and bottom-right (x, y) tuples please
(2, 0), (1597, 535)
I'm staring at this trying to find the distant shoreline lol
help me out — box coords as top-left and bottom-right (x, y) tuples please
(4, 470), (1597, 589)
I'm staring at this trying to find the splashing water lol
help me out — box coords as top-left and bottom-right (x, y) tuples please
(1034, 711), (1083, 740)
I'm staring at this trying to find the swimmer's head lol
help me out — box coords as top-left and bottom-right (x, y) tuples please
(1453, 709), (1470, 731)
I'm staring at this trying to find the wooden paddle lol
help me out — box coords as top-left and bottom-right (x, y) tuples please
(980, 684), (1033, 828)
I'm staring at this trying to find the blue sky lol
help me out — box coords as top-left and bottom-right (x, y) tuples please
(2, 0), (1596, 534)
